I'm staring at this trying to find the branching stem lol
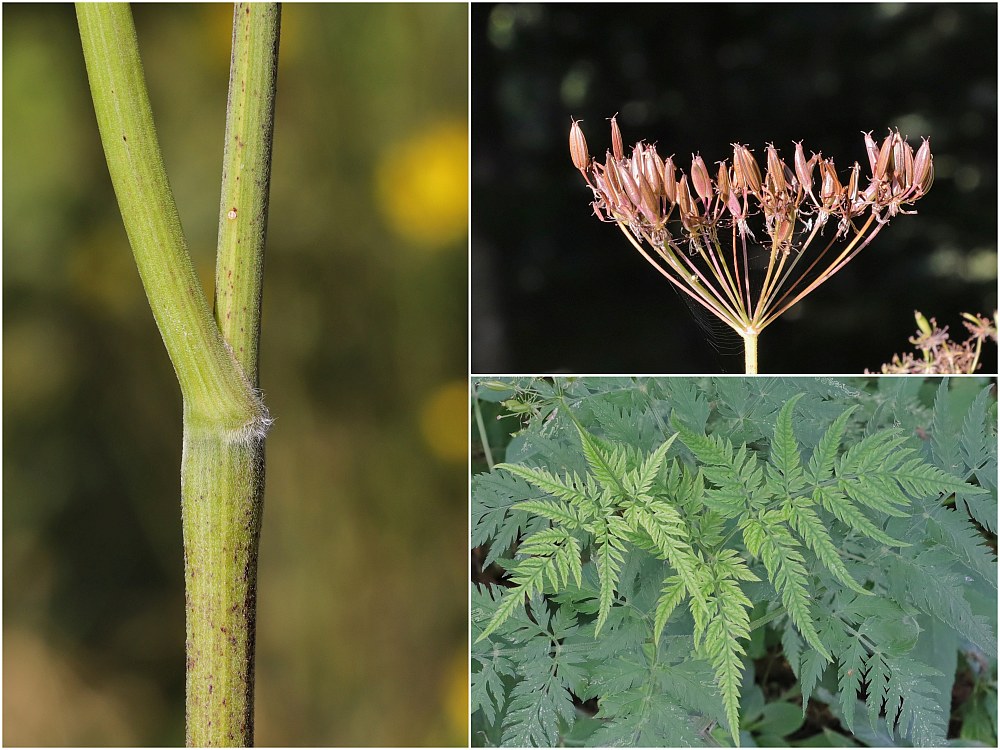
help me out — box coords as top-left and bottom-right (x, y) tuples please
(77, 4), (280, 745)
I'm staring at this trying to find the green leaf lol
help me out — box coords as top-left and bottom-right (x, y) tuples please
(837, 632), (867, 732)
(574, 421), (630, 497)
(653, 576), (687, 643)
(512, 498), (586, 530)
(888, 548), (997, 657)
(771, 393), (807, 492)
(742, 513), (832, 663)
(629, 433), (679, 496)
(814, 486), (910, 547)
(704, 572), (753, 745)
(807, 405), (858, 482)
(588, 688), (702, 747)
(883, 656), (947, 747)
(497, 462), (595, 512)
(594, 516), (627, 636)
(784, 500), (871, 596)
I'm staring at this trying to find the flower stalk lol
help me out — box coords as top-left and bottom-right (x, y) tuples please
(571, 117), (934, 372)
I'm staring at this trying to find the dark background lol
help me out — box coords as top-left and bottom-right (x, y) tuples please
(4, 4), (466, 745)
(471, 3), (998, 374)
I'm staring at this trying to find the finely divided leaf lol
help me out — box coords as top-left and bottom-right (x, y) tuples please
(784, 499), (871, 596)
(594, 515), (628, 636)
(814, 486), (910, 548)
(628, 433), (679, 497)
(771, 393), (807, 493)
(742, 512), (832, 663)
(497, 462), (594, 515)
(807, 405), (858, 482)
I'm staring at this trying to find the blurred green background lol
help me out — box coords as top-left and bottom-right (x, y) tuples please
(4, 4), (467, 745)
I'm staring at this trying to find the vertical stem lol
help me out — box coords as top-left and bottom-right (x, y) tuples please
(743, 331), (759, 374)
(215, 3), (281, 380)
(183, 426), (264, 747)
(185, 4), (280, 746)
(472, 387), (495, 471)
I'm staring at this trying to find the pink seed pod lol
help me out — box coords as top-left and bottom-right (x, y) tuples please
(569, 119), (590, 171)
(874, 130), (896, 183)
(765, 144), (786, 194)
(862, 130), (879, 175)
(662, 156), (677, 204)
(716, 161), (731, 206)
(913, 137), (934, 195)
(610, 114), (624, 162)
(732, 144), (762, 196)
(690, 154), (713, 205)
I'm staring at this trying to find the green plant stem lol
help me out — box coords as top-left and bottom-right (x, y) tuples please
(182, 430), (264, 746)
(472, 387), (495, 470)
(215, 3), (280, 379)
(743, 331), (758, 374)
(77, 4), (279, 746)
(76, 3), (263, 430)
(186, 5), (279, 746)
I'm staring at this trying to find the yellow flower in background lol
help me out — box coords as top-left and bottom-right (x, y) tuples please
(375, 120), (468, 250)
(419, 380), (468, 462)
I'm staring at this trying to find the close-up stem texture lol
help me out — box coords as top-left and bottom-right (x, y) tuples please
(571, 118), (934, 373)
(5, 3), (466, 745)
(77, 3), (279, 745)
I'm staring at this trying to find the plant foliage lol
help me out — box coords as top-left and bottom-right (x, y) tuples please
(472, 377), (998, 747)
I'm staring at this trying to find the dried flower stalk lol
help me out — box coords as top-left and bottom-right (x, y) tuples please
(570, 117), (934, 372)
(873, 310), (998, 374)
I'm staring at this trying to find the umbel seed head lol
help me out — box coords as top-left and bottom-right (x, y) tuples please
(567, 116), (935, 342)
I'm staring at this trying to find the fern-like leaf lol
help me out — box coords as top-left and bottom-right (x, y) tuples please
(673, 417), (736, 468)
(960, 386), (993, 475)
(883, 655), (947, 746)
(838, 428), (911, 476)
(471, 586), (515, 727)
(704, 561), (754, 745)
(891, 457), (989, 500)
(477, 528), (584, 643)
(922, 503), (998, 590)
(770, 393), (807, 494)
(512, 498), (586, 530)
(814, 486), (910, 547)
(497, 462), (595, 515)
(653, 576), (687, 644)
(888, 548), (997, 657)
(628, 502), (712, 641)
(837, 631), (867, 732)
(589, 685), (701, 746)
(594, 515), (628, 636)
(783, 498), (871, 596)
(518, 528), (583, 590)
(575, 421), (631, 498)
(628, 433), (679, 497)
(807, 405), (858, 482)
(742, 511), (832, 663)
(676, 418), (763, 517)
(930, 379), (963, 475)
